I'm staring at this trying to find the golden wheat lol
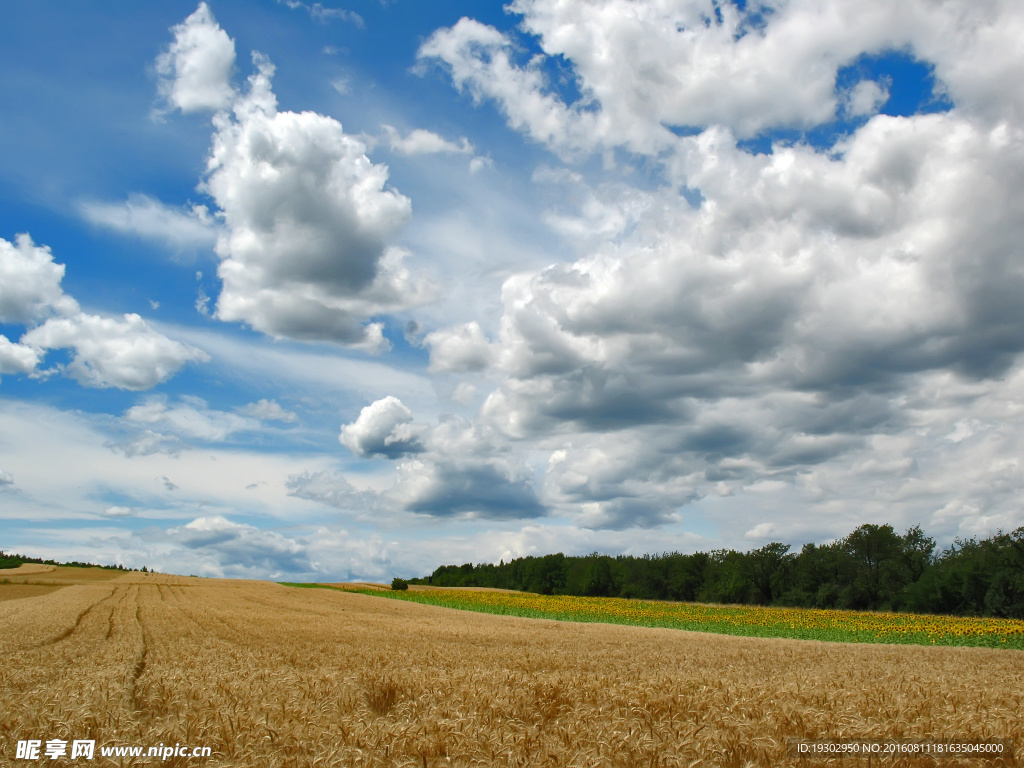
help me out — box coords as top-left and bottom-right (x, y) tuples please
(1, 569), (1020, 767)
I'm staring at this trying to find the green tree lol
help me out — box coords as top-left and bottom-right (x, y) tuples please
(746, 542), (793, 605)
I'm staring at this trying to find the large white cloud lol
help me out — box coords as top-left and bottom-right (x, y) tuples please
(410, 0), (1024, 532)
(421, 0), (1024, 158)
(157, 6), (431, 348)
(23, 313), (208, 390)
(205, 62), (420, 344)
(1, 234), (206, 389)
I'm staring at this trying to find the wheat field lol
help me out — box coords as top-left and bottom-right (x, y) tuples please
(1, 570), (1021, 767)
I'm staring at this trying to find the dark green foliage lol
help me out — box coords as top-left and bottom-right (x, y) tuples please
(0, 550), (130, 571)
(391, 577), (409, 591)
(407, 524), (1024, 618)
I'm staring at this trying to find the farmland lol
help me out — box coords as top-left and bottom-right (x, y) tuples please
(320, 585), (1024, 649)
(2, 568), (1022, 767)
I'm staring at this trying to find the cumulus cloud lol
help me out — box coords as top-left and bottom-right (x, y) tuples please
(0, 470), (13, 487)
(424, 321), (494, 372)
(332, 403), (547, 521)
(23, 313), (208, 390)
(0, 234), (78, 323)
(0, 335), (40, 377)
(468, 111), (1024, 526)
(155, 2), (236, 114)
(133, 515), (403, 580)
(389, 414), (546, 520)
(161, 515), (313, 576)
(79, 194), (217, 250)
(395, 456), (545, 520)
(382, 124), (474, 155)
(339, 396), (425, 458)
(421, 0), (1024, 157)
(204, 56), (427, 346)
(0, 234), (205, 389)
(155, 6), (433, 348)
(404, 0), (1024, 532)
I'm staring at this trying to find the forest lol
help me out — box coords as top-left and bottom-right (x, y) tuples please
(410, 524), (1024, 618)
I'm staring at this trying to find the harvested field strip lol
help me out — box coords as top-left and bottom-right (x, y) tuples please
(303, 585), (1024, 650)
(0, 583), (64, 602)
(0, 582), (119, 653)
(0, 565), (124, 585)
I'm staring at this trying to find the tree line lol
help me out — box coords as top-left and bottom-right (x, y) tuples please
(0, 550), (144, 572)
(409, 524), (1024, 618)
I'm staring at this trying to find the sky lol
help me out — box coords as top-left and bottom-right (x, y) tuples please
(2, 0), (1024, 581)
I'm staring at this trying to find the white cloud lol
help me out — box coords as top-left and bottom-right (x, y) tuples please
(0, 335), (40, 376)
(421, 0), (1024, 158)
(1, 234), (204, 390)
(79, 194), (217, 249)
(340, 396), (425, 458)
(107, 429), (184, 458)
(278, 1), (364, 28)
(161, 515), (312, 576)
(394, 454), (545, 520)
(125, 395), (254, 442)
(844, 79), (890, 117)
(23, 313), (208, 390)
(0, 234), (78, 323)
(185, 49), (431, 346)
(410, 0), (1024, 533)
(155, 2), (236, 114)
(240, 398), (298, 423)
(286, 469), (385, 514)
(418, 18), (601, 156)
(451, 381), (478, 405)
(424, 321), (494, 372)
(388, 414), (545, 521)
(102, 506), (138, 518)
(382, 124), (474, 155)
(0, 399), (342, 530)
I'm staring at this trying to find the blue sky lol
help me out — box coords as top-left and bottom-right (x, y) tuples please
(2, 0), (1024, 580)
